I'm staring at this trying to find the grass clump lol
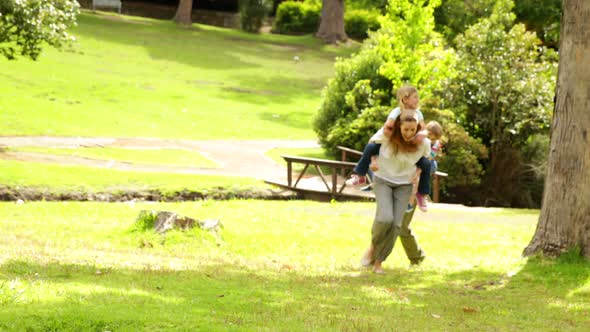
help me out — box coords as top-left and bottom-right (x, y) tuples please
(134, 210), (158, 231)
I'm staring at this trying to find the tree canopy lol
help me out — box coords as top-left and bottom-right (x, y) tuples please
(0, 0), (79, 60)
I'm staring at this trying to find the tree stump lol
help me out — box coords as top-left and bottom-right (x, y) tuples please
(136, 210), (221, 235)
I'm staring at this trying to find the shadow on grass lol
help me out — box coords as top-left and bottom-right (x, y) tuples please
(72, 13), (331, 96)
(65, 12), (338, 118)
(1, 256), (589, 331)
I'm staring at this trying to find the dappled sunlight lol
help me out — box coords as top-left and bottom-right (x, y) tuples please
(360, 284), (412, 305)
(1, 201), (588, 330)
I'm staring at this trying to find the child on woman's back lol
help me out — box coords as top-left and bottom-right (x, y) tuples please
(404, 120), (443, 211)
(345, 85), (424, 187)
(345, 85), (437, 211)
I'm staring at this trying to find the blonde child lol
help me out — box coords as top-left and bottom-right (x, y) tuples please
(345, 85), (432, 211)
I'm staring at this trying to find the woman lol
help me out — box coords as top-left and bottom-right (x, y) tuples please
(362, 111), (430, 274)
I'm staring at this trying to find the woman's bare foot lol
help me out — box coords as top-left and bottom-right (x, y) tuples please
(373, 260), (385, 274)
(360, 245), (374, 267)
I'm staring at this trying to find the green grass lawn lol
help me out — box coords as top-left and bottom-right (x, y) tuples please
(1, 200), (588, 331)
(0, 11), (358, 140)
(0, 159), (258, 193)
(9, 147), (218, 168)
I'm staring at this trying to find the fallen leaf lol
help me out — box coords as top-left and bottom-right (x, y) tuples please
(462, 307), (477, 313)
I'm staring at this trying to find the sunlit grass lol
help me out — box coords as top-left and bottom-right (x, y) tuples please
(0, 11), (359, 140)
(1, 200), (588, 331)
(0, 159), (259, 192)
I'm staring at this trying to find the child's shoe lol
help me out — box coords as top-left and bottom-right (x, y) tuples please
(360, 184), (373, 192)
(415, 193), (428, 212)
(345, 174), (367, 187)
(406, 203), (414, 212)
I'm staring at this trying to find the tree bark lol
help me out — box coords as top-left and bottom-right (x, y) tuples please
(524, 0), (590, 257)
(173, 0), (193, 25)
(316, 0), (347, 44)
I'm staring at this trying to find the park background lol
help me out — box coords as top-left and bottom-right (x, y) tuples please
(1, 0), (589, 331)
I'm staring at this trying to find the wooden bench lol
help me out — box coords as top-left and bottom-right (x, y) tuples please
(92, 0), (122, 13)
(336, 145), (448, 203)
(264, 155), (372, 201)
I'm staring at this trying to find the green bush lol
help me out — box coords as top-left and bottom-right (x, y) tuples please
(240, 0), (272, 33)
(345, 0), (388, 12)
(441, 0), (556, 207)
(438, 123), (487, 186)
(313, 0), (493, 206)
(326, 105), (391, 153)
(272, 1), (320, 34)
(0, 0), (79, 60)
(313, 48), (393, 156)
(345, 9), (381, 40)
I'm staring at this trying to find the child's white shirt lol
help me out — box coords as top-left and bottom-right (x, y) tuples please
(369, 107), (424, 143)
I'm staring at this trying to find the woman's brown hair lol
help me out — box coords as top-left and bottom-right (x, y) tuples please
(388, 112), (422, 154)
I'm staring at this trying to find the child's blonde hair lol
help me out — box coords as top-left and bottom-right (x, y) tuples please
(426, 121), (443, 139)
(396, 85), (418, 111)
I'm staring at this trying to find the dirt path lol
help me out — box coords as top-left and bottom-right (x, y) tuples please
(0, 136), (320, 182)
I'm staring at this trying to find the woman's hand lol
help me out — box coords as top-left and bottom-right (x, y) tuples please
(411, 130), (427, 144)
(370, 156), (379, 171)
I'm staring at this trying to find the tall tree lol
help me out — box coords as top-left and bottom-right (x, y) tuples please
(316, 0), (347, 43)
(524, 0), (590, 257)
(174, 0), (193, 25)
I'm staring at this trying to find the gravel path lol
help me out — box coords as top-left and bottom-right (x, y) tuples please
(0, 136), (320, 182)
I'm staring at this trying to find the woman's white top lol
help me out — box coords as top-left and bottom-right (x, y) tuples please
(374, 139), (431, 185)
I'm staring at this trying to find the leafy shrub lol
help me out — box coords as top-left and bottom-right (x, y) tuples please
(345, 9), (381, 40)
(272, 1), (320, 34)
(434, 0), (561, 48)
(441, 0), (556, 207)
(240, 0), (272, 33)
(314, 0), (455, 153)
(326, 105), (391, 153)
(313, 48), (392, 156)
(345, 0), (388, 12)
(314, 0), (493, 205)
(433, 0), (497, 44)
(513, 0), (561, 48)
(0, 0), (79, 60)
(438, 123), (487, 186)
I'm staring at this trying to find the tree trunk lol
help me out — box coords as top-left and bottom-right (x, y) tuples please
(173, 0), (193, 25)
(316, 0), (347, 44)
(523, 0), (590, 257)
